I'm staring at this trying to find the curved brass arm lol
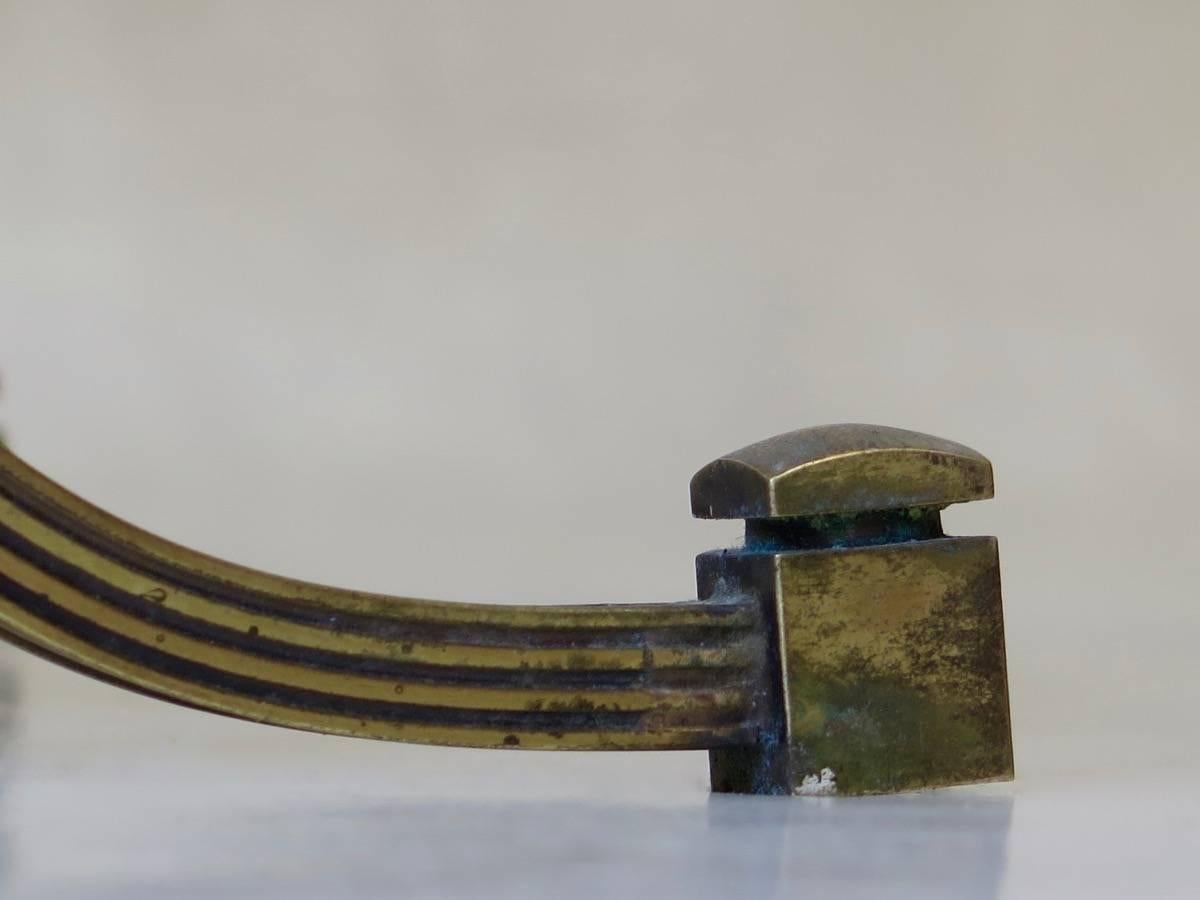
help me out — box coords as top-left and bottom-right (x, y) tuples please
(0, 446), (766, 750)
(0, 425), (1013, 796)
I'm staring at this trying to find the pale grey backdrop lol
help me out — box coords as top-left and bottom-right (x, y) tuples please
(0, 3), (1197, 898)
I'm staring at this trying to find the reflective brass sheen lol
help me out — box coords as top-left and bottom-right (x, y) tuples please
(0, 423), (1011, 796)
(690, 423), (994, 519)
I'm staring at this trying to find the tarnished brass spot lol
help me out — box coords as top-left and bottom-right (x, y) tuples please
(777, 538), (1011, 794)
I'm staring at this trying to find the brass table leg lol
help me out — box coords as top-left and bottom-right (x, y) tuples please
(0, 423), (1011, 795)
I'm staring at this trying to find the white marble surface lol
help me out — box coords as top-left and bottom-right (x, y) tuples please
(0, 668), (1195, 900)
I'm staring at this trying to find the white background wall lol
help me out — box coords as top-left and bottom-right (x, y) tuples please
(1, 1), (1197, 786)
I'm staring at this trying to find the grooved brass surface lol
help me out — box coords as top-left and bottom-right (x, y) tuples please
(0, 445), (766, 750)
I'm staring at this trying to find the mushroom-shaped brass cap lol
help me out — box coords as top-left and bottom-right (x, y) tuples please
(690, 423), (993, 519)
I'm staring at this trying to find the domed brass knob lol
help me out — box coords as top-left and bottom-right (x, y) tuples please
(690, 423), (993, 520)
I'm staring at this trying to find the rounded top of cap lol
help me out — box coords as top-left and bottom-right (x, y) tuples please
(690, 423), (993, 520)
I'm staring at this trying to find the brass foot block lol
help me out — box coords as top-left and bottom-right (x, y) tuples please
(693, 426), (1014, 796)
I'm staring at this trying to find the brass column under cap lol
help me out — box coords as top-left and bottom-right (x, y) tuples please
(0, 422), (1011, 796)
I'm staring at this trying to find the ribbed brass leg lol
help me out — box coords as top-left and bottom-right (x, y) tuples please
(0, 423), (1012, 796)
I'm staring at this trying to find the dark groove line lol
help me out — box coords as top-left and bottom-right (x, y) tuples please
(0, 477), (752, 647)
(0, 572), (749, 735)
(0, 520), (754, 692)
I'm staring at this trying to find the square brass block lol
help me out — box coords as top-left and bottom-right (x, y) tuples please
(698, 536), (1013, 796)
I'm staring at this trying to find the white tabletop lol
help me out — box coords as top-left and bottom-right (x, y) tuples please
(1, 659), (1194, 900)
